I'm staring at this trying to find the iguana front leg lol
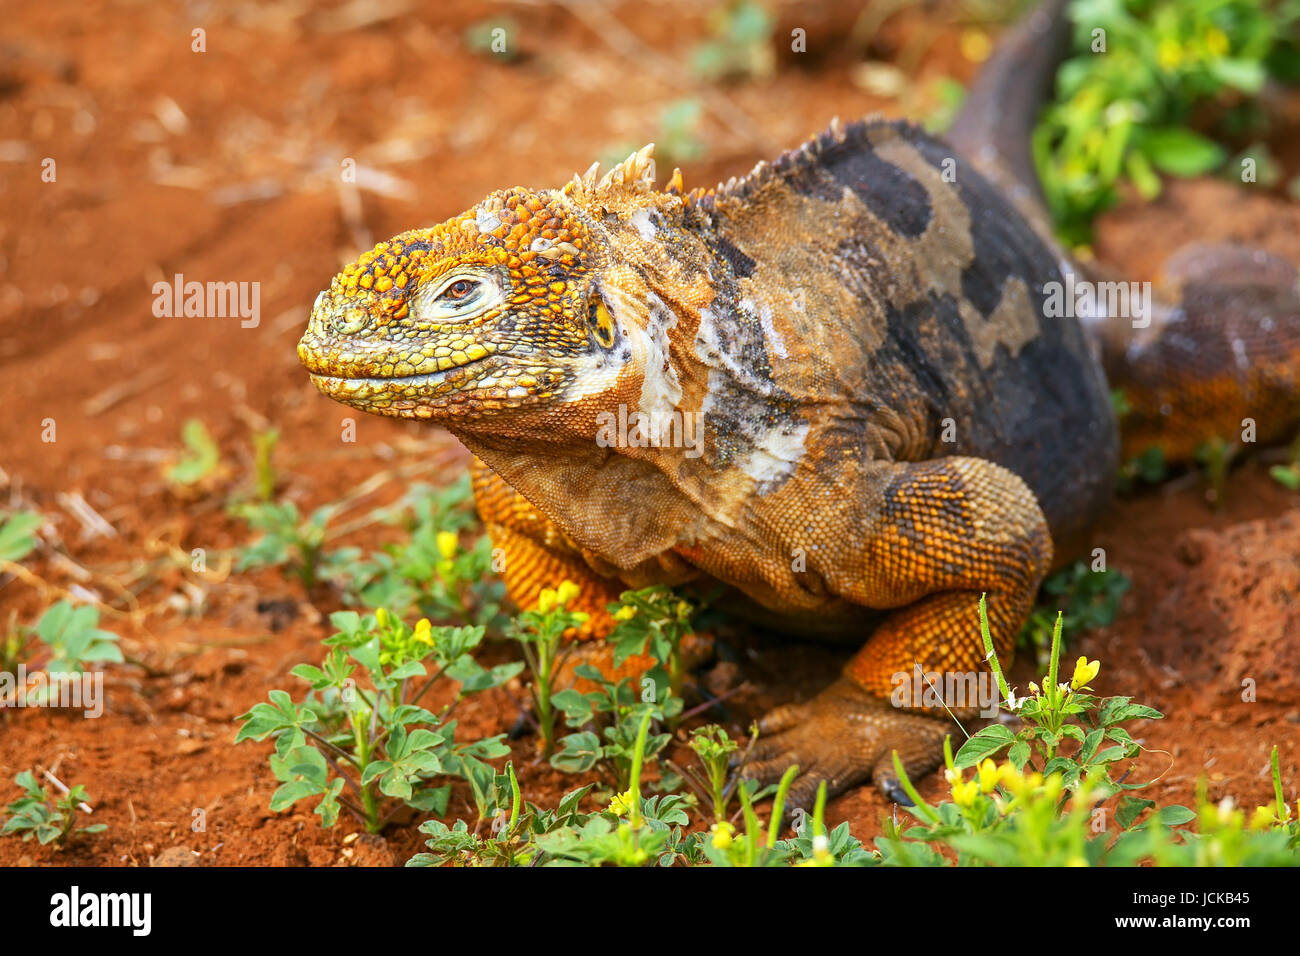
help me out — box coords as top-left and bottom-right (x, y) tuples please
(745, 457), (1052, 809)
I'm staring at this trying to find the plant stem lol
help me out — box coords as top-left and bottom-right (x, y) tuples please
(627, 710), (653, 830)
(352, 709), (381, 832)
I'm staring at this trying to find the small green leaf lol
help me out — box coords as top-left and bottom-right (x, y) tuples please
(954, 724), (1016, 768)
(1141, 128), (1225, 177)
(1116, 795), (1155, 829)
(0, 512), (42, 562)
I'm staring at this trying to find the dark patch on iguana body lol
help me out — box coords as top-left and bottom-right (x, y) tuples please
(711, 234), (756, 279)
(825, 144), (934, 238)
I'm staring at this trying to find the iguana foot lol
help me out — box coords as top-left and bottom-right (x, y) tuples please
(742, 678), (949, 812)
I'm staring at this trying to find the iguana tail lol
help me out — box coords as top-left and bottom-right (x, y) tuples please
(951, 0), (1300, 465)
(945, 0), (1069, 245)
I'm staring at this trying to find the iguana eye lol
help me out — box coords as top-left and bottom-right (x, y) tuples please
(412, 271), (502, 323)
(588, 297), (616, 349)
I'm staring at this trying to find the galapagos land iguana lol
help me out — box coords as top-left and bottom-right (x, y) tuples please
(297, 0), (1300, 807)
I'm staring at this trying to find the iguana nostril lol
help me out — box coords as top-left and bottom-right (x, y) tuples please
(309, 291), (370, 335)
(331, 310), (369, 334)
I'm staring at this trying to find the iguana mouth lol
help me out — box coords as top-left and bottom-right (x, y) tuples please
(308, 356), (492, 394)
(306, 353), (548, 416)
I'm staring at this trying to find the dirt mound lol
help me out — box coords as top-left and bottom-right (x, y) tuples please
(1148, 512), (1300, 702)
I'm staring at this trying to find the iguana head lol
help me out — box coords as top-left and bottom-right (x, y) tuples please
(298, 144), (694, 440)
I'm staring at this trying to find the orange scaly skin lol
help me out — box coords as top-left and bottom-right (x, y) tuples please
(299, 2), (1300, 807)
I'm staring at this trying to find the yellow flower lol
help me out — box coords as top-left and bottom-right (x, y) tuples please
(959, 28), (991, 64)
(613, 605), (637, 621)
(436, 530), (458, 560)
(1249, 805), (1276, 830)
(999, 765), (1043, 797)
(1204, 27), (1229, 57)
(1211, 796), (1243, 829)
(374, 607), (390, 628)
(952, 779), (980, 808)
(810, 833), (832, 864)
(946, 767), (979, 807)
(556, 580), (581, 607)
(977, 759), (1000, 794)
(1157, 37), (1183, 71)
(413, 618), (433, 646)
(1071, 656), (1100, 689)
(1041, 774), (1064, 802)
(606, 789), (635, 816)
(710, 821), (735, 850)
(537, 588), (558, 613)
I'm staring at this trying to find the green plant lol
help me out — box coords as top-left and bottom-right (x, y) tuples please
(410, 711), (693, 867)
(547, 609), (688, 792)
(1118, 445), (1168, 490)
(1267, 431), (1300, 490)
(676, 723), (748, 822)
(408, 711), (869, 867)
(533, 712), (676, 865)
(0, 510), (42, 563)
(878, 596), (1300, 866)
(530, 587), (693, 789)
(657, 99), (707, 166)
(691, 0), (774, 81)
(351, 518), (503, 629)
(0, 602), (121, 708)
(232, 501), (356, 592)
(408, 764), (537, 867)
(1270, 463), (1300, 489)
(252, 427), (279, 501)
(165, 418), (222, 486)
(507, 580), (588, 756)
(1036, 0), (1299, 244)
(966, 597), (1155, 786)
(236, 608), (521, 833)
(1019, 560), (1130, 667)
(608, 586), (698, 707)
(778, 781), (876, 867)
(1196, 434), (1241, 505)
(1, 771), (106, 846)
(233, 473), (504, 624)
(33, 601), (123, 676)
(1101, 752), (1298, 865)
(548, 665), (680, 791)
(924, 76), (969, 133)
(1, 612), (31, 677)
(699, 765), (800, 866)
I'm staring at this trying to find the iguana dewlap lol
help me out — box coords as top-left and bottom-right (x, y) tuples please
(298, 0), (1300, 807)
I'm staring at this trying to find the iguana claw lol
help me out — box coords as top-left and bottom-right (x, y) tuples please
(741, 678), (949, 813)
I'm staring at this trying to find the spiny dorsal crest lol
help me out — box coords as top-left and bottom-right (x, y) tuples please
(563, 143), (658, 203)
